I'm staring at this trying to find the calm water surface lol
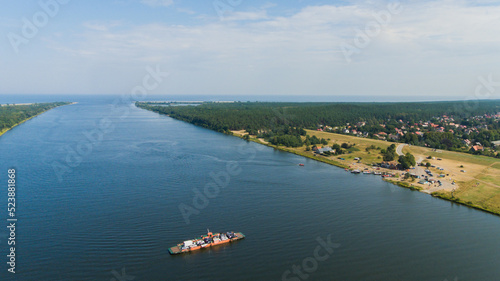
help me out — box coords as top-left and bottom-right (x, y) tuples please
(0, 97), (499, 280)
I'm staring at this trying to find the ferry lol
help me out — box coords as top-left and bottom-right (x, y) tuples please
(168, 230), (245, 255)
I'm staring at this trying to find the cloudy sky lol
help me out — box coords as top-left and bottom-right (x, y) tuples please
(1, 0), (500, 99)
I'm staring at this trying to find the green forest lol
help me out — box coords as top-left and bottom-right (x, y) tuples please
(0, 102), (70, 132)
(136, 100), (500, 157)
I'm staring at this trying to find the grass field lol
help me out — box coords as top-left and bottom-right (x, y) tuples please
(304, 130), (395, 165)
(233, 129), (500, 216)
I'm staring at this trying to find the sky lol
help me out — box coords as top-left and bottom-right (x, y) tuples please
(1, 0), (500, 99)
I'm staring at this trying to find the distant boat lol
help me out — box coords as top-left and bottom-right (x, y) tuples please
(363, 170), (372, 174)
(299, 163), (305, 166)
(351, 169), (361, 174)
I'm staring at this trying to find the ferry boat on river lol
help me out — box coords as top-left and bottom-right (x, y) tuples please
(168, 230), (245, 255)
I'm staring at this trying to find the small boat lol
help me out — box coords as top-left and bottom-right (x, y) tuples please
(351, 169), (361, 174)
(363, 170), (372, 174)
(168, 230), (245, 255)
(374, 172), (382, 175)
(299, 163), (305, 166)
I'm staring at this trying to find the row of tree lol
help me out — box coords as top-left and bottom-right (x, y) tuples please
(0, 102), (70, 132)
(136, 101), (500, 157)
(136, 101), (500, 133)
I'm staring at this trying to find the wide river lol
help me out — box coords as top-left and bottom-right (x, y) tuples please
(1, 96), (499, 280)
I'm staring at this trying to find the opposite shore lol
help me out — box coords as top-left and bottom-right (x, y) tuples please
(0, 102), (76, 138)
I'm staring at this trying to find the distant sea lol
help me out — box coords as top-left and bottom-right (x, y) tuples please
(0, 94), (498, 104)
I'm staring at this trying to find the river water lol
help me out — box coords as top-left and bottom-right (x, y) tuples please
(0, 96), (499, 280)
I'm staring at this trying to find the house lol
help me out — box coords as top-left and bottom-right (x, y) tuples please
(471, 145), (484, 152)
(380, 161), (398, 169)
(492, 140), (500, 147)
(315, 147), (333, 154)
(388, 134), (399, 141)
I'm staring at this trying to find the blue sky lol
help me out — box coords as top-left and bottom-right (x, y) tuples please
(1, 0), (500, 98)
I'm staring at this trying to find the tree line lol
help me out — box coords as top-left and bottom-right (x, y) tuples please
(136, 100), (500, 157)
(137, 101), (500, 132)
(0, 102), (70, 132)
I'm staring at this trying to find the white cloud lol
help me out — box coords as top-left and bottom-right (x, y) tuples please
(223, 10), (268, 21)
(82, 21), (122, 31)
(140, 0), (173, 7)
(6, 1), (500, 96)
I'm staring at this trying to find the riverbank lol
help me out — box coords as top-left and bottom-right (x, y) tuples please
(231, 129), (500, 217)
(0, 102), (75, 138)
(134, 104), (500, 217)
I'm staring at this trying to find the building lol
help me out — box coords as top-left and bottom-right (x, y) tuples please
(380, 161), (398, 169)
(471, 145), (484, 152)
(388, 134), (399, 141)
(314, 147), (333, 154)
